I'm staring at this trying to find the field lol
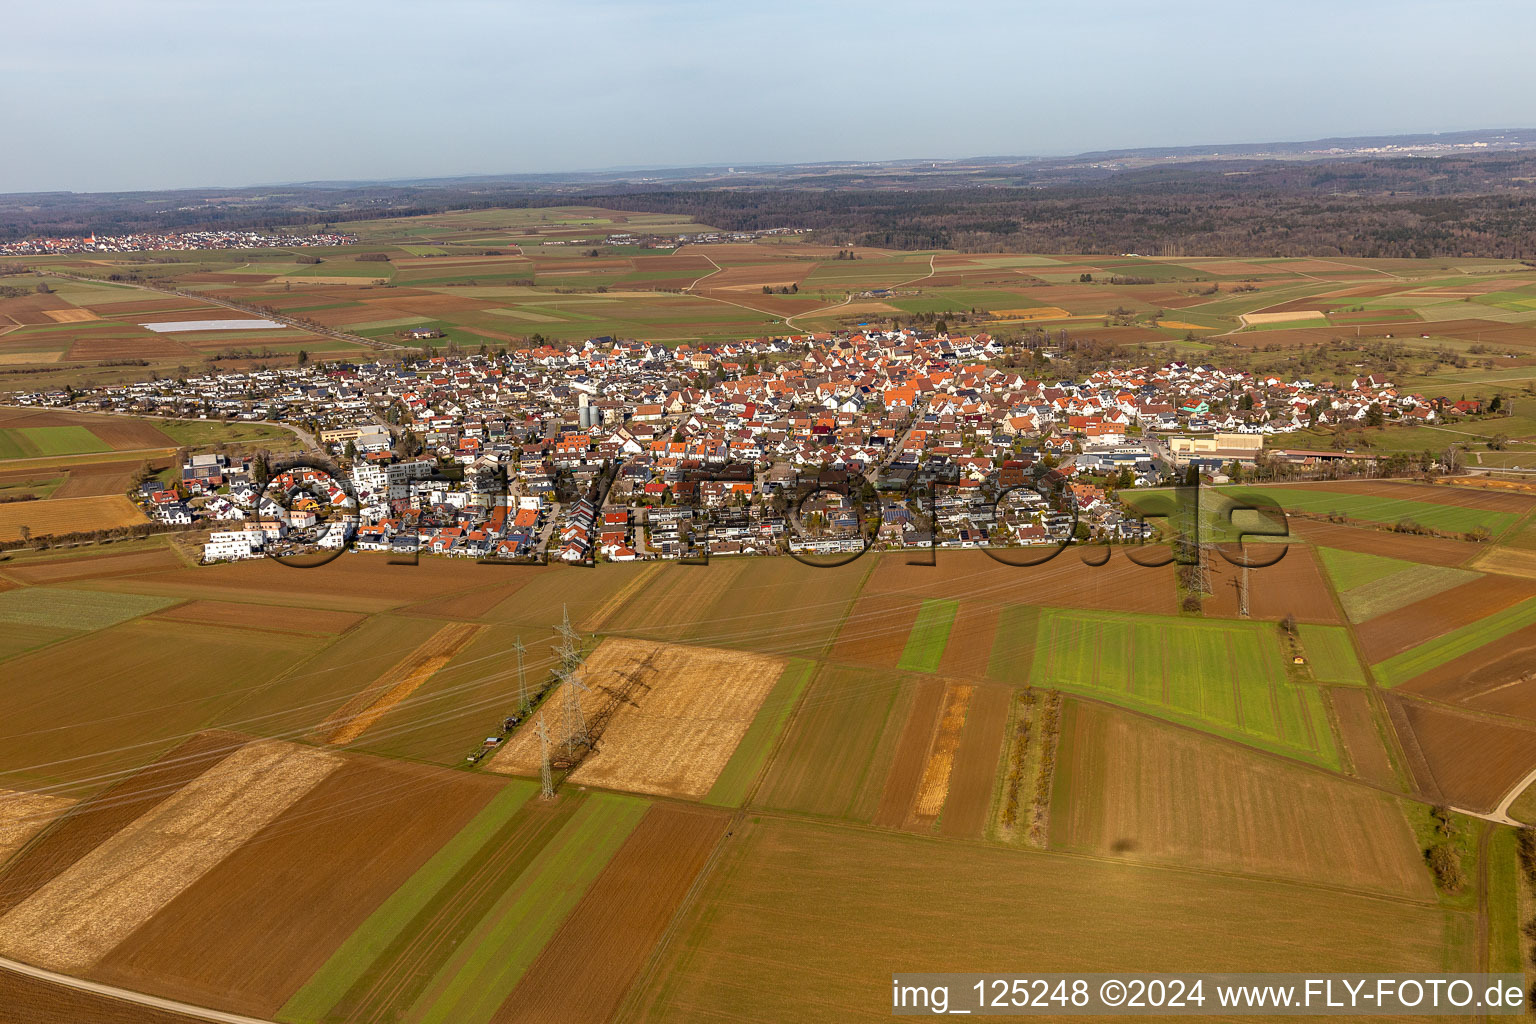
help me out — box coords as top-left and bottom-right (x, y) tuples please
(0, 454), (1522, 1022)
(490, 638), (786, 799)
(1051, 702), (1431, 895)
(1028, 608), (1339, 767)
(628, 815), (1472, 1022)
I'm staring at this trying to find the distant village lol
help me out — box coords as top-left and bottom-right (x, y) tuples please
(7, 327), (1463, 565)
(0, 229), (358, 257)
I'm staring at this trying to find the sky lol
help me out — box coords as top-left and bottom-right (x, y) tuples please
(5, 0), (1536, 194)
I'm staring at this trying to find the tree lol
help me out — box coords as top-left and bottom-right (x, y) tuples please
(394, 428), (422, 459)
(343, 440), (358, 464)
(1489, 434), (1509, 451)
(18, 525), (30, 544)
(1365, 403), (1384, 427)
(251, 453), (271, 490)
(1183, 464), (1200, 487)
(297, 349), (309, 365)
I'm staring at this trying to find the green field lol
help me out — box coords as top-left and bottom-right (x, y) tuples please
(0, 426), (110, 460)
(1031, 608), (1339, 767)
(1317, 544), (1481, 624)
(1297, 624), (1366, 684)
(1222, 486), (1517, 536)
(0, 587), (174, 630)
(896, 598), (958, 673)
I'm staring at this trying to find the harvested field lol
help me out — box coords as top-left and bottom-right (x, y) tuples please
(909, 683), (973, 824)
(936, 601), (999, 678)
(1397, 699), (1536, 812)
(0, 733), (247, 919)
(1355, 575), (1536, 663)
(1288, 518), (1481, 566)
(495, 803), (728, 1024)
(1472, 545), (1536, 579)
(1204, 545), (1340, 623)
(830, 592), (919, 667)
(1052, 702), (1430, 895)
(318, 621), (481, 744)
(490, 638), (785, 799)
(0, 739), (340, 973)
(90, 758), (499, 1017)
(631, 815), (1471, 1022)
(1331, 688), (1400, 789)
(937, 683), (1010, 839)
(864, 549), (1177, 614)
(0, 493), (144, 541)
(152, 600), (363, 636)
(0, 789), (75, 866)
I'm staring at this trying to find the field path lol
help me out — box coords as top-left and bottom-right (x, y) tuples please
(0, 957), (274, 1024)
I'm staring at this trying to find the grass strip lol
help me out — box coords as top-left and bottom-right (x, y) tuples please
(1374, 597), (1536, 687)
(897, 598), (959, 673)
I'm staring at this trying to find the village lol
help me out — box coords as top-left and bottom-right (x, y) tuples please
(0, 228), (358, 257)
(6, 327), (1471, 565)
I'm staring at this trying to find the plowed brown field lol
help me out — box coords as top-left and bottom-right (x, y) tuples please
(0, 548), (181, 585)
(1204, 545), (1341, 623)
(1331, 688), (1400, 788)
(152, 600), (362, 636)
(1398, 699), (1536, 812)
(0, 968), (207, 1023)
(1053, 703), (1431, 895)
(936, 602), (1000, 678)
(830, 592), (920, 667)
(938, 683), (1010, 839)
(494, 803), (728, 1024)
(1355, 575), (1536, 663)
(85, 420), (176, 450)
(1288, 519), (1481, 566)
(1397, 620), (1536, 719)
(51, 461), (143, 498)
(872, 677), (944, 828)
(865, 550), (1177, 614)
(0, 732), (246, 919)
(90, 758), (499, 1017)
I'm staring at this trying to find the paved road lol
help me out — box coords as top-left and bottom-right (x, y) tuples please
(0, 956), (275, 1024)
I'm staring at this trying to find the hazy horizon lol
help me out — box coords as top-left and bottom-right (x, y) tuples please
(6, 0), (1536, 194)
